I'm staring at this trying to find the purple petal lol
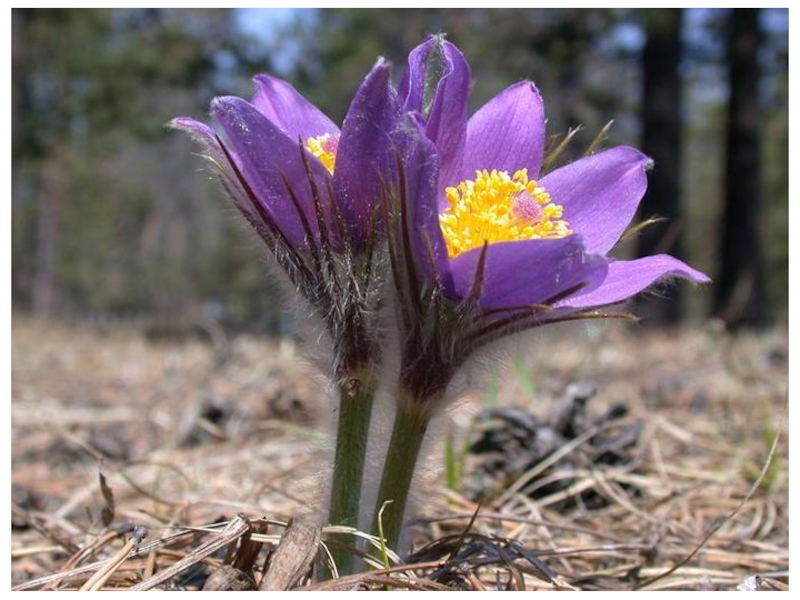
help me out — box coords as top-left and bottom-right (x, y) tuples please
(449, 236), (608, 311)
(400, 36), (470, 184)
(333, 58), (400, 248)
(170, 116), (218, 145)
(170, 117), (280, 244)
(558, 254), (711, 309)
(211, 96), (332, 251)
(398, 34), (434, 107)
(251, 74), (339, 142)
(170, 114), (246, 180)
(169, 118), (241, 195)
(457, 82), (546, 188)
(169, 117), (231, 165)
(170, 115), (233, 184)
(540, 147), (652, 255)
(168, 117), (235, 176)
(392, 116), (450, 288)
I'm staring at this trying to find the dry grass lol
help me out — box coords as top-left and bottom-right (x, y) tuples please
(11, 316), (788, 590)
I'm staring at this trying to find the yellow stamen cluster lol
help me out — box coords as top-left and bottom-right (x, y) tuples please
(439, 169), (571, 259)
(306, 133), (338, 174)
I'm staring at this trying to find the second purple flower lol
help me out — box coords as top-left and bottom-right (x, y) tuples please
(398, 35), (709, 324)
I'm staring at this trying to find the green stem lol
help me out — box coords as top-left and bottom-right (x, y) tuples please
(371, 401), (430, 553)
(327, 376), (375, 577)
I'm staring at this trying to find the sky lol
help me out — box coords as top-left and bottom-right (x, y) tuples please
(235, 7), (298, 39)
(235, 7), (305, 73)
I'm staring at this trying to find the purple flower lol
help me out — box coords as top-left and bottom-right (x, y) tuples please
(172, 60), (400, 377)
(405, 37), (707, 311)
(388, 37), (710, 402)
(171, 58), (399, 256)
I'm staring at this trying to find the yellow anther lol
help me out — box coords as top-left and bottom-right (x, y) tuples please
(305, 133), (338, 174)
(439, 169), (571, 258)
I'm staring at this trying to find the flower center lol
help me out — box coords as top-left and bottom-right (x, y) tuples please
(439, 168), (571, 258)
(306, 133), (339, 174)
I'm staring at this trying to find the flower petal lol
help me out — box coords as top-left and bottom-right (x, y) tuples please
(457, 82), (546, 187)
(333, 58), (400, 248)
(558, 254), (711, 309)
(400, 36), (470, 185)
(540, 147), (652, 255)
(211, 96), (332, 251)
(449, 236), (608, 311)
(251, 74), (339, 142)
(170, 115), (241, 185)
(398, 35), (434, 108)
(170, 116), (217, 144)
(170, 117), (285, 246)
(169, 117), (226, 164)
(392, 116), (450, 288)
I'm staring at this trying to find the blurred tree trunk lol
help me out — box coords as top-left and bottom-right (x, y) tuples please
(637, 8), (684, 324)
(27, 9), (70, 318)
(32, 147), (66, 317)
(714, 8), (765, 327)
(12, 9), (31, 158)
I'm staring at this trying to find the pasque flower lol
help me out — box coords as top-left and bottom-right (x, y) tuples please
(424, 114), (708, 309)
(171, 57), (402, 385)
(372, 36), (710, 549)
(172, 59), (401, 576)
(172, 59), (399, 255)
(171, 64), (399, 385)
(392, 35), (709, 401)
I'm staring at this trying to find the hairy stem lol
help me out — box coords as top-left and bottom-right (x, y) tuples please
(327, 375), (376, 576)
(371, 400), (430, 553)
